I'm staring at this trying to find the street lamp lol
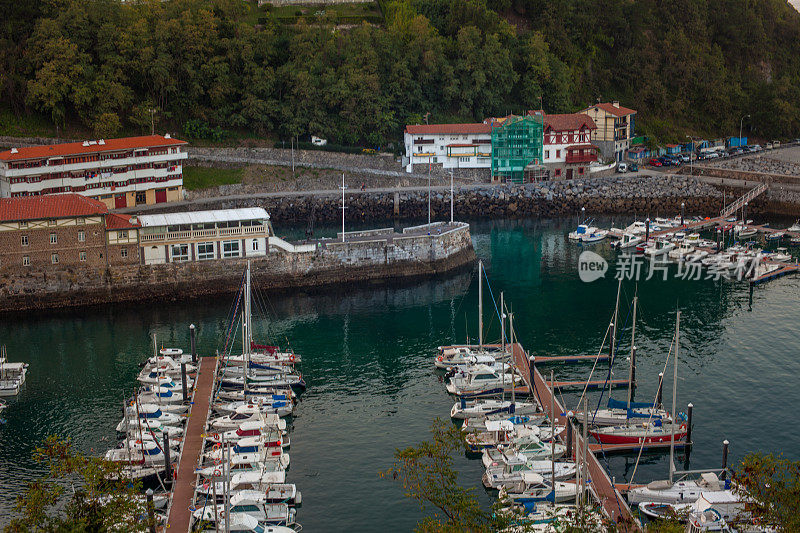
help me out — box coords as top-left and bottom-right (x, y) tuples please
(580, 206), (585, 221)
(739, 114), (750, 146)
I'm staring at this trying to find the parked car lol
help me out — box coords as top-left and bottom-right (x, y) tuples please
(648, 158), (662, 167)
(751, 144), (763, 152)
(766, 142), (773, 150)
(616, 162), (628, 173)
(705, 151), (720, 159)
(679, 154), (690, 162)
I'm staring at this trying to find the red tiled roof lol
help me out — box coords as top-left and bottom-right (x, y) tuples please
(406, 123), (491, 135)
(0, 193), (108, 222)
(543, 113), (597, 132)
(665, 143), (680, 148)
(0, 135), (188, 162)
(105, 213), (141, 230)
(586, 102), (637, 117)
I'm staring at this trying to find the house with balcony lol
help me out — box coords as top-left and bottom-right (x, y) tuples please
(135, 208), (274, 265)
(540, 112), (598, 179)
(403, 123), (492, 173)
(0, 135), (188, 209)
(579, 101), (637, 163)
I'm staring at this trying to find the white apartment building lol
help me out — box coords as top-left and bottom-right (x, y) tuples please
(135, 208), (274, 265)
(0, 135), (188, 209)
(403, 123), (492, 173)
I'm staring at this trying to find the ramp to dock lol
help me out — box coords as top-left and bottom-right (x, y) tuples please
(166, 356), (217, 532)
(511, 343), (639, 530)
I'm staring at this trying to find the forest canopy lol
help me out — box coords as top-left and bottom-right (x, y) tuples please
(2, 0), (800, 145)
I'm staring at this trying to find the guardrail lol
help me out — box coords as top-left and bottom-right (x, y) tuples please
(139, 226), (269, 243)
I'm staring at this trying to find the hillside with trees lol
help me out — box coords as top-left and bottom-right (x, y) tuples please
(2, 0), (799, 147)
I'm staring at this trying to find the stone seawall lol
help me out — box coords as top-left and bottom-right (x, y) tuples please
(0, 223), (475, 313)
(151, 176), (731, 223)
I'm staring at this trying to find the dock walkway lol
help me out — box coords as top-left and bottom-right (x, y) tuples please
(511, 343), (639, 530)
(166, 356), (217, 533)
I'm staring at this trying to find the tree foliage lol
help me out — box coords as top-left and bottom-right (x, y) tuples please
(2, 0), (800, 144)
(734, 453), (800, 532)
(4, 436), (148, 533)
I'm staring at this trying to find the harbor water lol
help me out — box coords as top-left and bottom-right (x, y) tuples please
(1, 217), (799, 531)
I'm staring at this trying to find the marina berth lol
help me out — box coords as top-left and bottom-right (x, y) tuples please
(450, 398), (540, 419)
(483, 458), (576, 489)
(626, 472), (728, 505)
(498, 471), (580, 503)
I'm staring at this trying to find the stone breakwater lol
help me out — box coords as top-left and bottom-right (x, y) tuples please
(154, 175), (730, 223)
(0, 222), (475, 313)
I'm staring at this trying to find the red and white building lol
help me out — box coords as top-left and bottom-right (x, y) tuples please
(0, 135), (188, 209)
(540, 112), (598, 179)
(403, 123), (492, 173)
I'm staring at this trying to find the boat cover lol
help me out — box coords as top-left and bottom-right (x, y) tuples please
(608, 398), (656, 410)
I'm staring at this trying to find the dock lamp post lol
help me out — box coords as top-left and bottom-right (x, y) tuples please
(740, 114), (750, 146)
(681, 202), (685, 226)
(744, 202), (748, 225)
(580, 206), (585, 221)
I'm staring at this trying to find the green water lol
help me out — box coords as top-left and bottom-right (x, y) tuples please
(1, 217), (799, 531)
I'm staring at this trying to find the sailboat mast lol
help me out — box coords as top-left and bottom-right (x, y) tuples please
(500, 292), (505, 402)
(669, 310), (680, 484)
(242, 263), (252, 393)
(627, 295), (638, 409)
(478, 260), (483, 349)
(509, 311), (515, 405)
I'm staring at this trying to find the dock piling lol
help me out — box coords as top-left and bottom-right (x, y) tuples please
(181, 362), (188, 403)
(146, 489), (156, 533)
(686, 403), (693, 444)
(656, 372), (664, 407)
(189, 324), (197, 363)
(721, 440), (729, 479)
(566, 411), (573, 459)
(163, 430), (172, 482)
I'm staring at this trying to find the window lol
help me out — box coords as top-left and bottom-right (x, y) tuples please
(170, 244), (189, 262)
(50, 233), (57, 244)
(78, 230), (85, 242)
(544, 150), (550, 159)
(19, 221), (27, 228)
(555, 169), (562, 177)
(579, 167), (585, 175)
(51, 253), (59, 264)
(222, 240), (240, 258)
(22, 256), (30, 266)
(121, 247), (128, 258)
(252, 240), (259, 251)
(197, 242), (215, 260)
(21, 235), (28, 246)
(136, 191), (146, 204)
(119, 230), (128, 239)
(48, 219), (56, 226)
(76, 217), (85, 225)
(79, 251), (87, 262)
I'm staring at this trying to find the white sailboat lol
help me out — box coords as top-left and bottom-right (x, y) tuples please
(0, 346), (28, 397)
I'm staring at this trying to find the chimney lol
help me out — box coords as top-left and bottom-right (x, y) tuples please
(164, 133), (171, 139)
(82, 141), (90, 146)
(10, 148), (18, 154)
(613, 101), (620, 108)
(98, 139), (105, 145)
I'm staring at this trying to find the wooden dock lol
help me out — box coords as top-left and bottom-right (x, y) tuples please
(589, 440), (689, 455)
(751, 263), (800, 285)
(165, 356), (217, 533)
(547, 379), (630, 391)
(533, 354), (611, 364)
(510, 343), (640, 530)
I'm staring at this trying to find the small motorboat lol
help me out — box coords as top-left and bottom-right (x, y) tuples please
(668, 242), (695, 261)
(445, 365), (521, 395)
(612, 232), (642, 250)
(766, 231), (785, 241)
(772, 247), (792, 262)
(735, 225), (757, 238)
(788, 220), (800, 232)
(580, 229), (608, 243)
(192, 497), (296, 527)
(645, 239), (675, 258)
(483, 457), (576, 489)
(0, 348), (28, 397)
(482, 440), (566, 467)
(568, 224), (595, 241)
(576, 398), (672, 427)
(450, 398), (539, 420)
(498, 471), (579, 503)
(625, 221), (648, 235)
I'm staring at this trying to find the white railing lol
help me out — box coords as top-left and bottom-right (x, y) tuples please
(139, 226), (269, 243)
(720, 182), (768, 217)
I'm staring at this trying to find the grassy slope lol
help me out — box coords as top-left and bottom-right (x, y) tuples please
(182, 166), (244, 190)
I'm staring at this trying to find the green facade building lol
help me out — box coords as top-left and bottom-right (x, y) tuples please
(490, 115), (544, 182)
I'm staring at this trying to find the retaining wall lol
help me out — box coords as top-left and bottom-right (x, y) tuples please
(0, 224), (475, 313)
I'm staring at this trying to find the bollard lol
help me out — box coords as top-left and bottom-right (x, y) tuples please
(656, 372), (664, 407)
(721, 440), (729, 480)
(181, 363), (188, 403)
(686, 403), (693, 444)
(163, 430), (172, 482)
(146, 488), (156, 533)
(565, 411), (573, 460)
(189, 324), (197, 363)
(645, 218), (650, 242)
